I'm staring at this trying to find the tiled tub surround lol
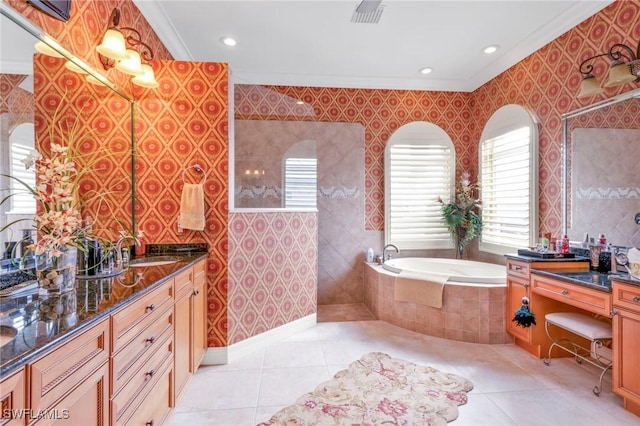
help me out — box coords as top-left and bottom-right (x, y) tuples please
(363, 263), (511, 344)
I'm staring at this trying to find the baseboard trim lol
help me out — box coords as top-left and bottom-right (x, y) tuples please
(201, 313), (317, 365)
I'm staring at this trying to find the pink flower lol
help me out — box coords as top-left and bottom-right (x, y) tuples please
(377, 397), (407, 418)
(304, 400), (317, 409)
(321, 404), (346, 417)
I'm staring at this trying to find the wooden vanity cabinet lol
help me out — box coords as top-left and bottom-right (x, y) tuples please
(174, 260), (207, 402)
(506, 260), (532, 343)
(505, 258), (590, 358)
(1, 257), (208, 426)
(612, 280), (640, 417)
(109, 278), (175, 426)
(192, 260), (207, 369)
(0, 368), (25, 426)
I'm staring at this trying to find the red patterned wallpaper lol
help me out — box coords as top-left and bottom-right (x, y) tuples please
(234, 0), (640, 238)
(228, 212), (318, 345)
(469, 0), (640, 238)
(0, 74), (32, 128)
(134, 60), (230, 347)
(33, 55), (133, 239)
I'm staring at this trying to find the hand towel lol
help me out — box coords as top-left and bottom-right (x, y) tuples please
(393, 270), (449, 309)
(179, 182), (205, 231)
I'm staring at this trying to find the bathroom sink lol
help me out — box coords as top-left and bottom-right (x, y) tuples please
(128, 256), (181, 267)
(0, 325), (18, 348)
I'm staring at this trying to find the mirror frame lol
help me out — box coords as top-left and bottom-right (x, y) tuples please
(561, 87), (640, 237)
(1, 3), (137, 256)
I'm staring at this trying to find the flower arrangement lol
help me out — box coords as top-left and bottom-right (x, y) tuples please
(437, 171), (483, 258)
(28, 142), (83, 256)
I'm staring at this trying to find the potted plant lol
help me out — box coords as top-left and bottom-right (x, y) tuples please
(437, 171), (483, 259)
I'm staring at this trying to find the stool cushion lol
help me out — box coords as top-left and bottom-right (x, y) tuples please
(545, 312), (612, 341)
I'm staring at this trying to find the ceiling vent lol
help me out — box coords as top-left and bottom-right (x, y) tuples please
(351, 0), (384, 24)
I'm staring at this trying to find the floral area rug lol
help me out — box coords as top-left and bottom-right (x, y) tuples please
(257, 352), (473, 426)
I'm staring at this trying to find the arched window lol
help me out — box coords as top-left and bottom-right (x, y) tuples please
(479, 105), (539, 255)
(384, 122), (455, 250)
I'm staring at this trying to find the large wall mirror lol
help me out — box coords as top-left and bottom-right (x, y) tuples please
(1, 5), (134, 273)
(562, 88), (640, 248)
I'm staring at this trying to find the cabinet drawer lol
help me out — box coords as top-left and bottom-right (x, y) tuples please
(116, 362), (173, 426)
(507, 259), (530, 279)
(112, 307), (174, 394)
(111, 334), (173, 423)
(30, 319), (109, 413)
(612, 281), (640, 313)
(175, 268), (194, 300)
(531, 274), (611, 317)
(111, 279), (174, 354)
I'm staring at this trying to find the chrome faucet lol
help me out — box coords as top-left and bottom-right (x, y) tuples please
(114, 234), (140, 271)
(383, 244), (399, 261)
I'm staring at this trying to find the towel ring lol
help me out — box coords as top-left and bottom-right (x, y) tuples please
(182, 164), (208, 184)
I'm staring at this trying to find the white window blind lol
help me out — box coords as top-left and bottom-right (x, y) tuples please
(8, 143), (36, 214)
(387, 143), (453, 249)
(284, 158), (317, 209)
(481, 126), (532, 251)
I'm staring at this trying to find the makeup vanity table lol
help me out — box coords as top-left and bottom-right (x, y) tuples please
(505, 254), (640, 417)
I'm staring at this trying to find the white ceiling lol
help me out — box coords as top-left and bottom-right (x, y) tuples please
(135, 0), (613, 92)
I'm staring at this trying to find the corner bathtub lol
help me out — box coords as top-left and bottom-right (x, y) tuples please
(363, 258), (511, 344)
(383, 257), (506, 286)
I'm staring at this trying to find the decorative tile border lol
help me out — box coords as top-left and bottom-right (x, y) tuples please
(235, 185), (360, 199)
(318, 186), (360, 199)
(576, 187), (640, 199)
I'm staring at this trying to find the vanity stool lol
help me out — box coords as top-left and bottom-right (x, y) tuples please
(542, 312), (612, 396)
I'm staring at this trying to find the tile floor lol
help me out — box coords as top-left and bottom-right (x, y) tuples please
(170, 304), (639, 426)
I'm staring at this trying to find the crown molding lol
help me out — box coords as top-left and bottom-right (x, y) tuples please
(132, 0), (193, 60)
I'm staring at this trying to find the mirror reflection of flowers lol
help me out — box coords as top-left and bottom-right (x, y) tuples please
(3, 104), (98, 258)
(437, 171), (483, 259)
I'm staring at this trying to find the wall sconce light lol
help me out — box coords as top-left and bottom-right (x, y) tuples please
(578, 39), (640, 98)
(96, 7), (159, 88)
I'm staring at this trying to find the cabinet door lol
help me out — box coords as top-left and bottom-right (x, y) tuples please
(191, 278), (206, 371)
(613, 307), (640, 404)
(173, 291), (191, 402)
(0, 368), (25, 426)
(506, 276), (531, 342)
(32, 362), (109, 426)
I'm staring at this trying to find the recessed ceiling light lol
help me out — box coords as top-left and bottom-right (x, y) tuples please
(483, 45), (499, 54)
(419, 67), (433, 75)
(221, 36), (237, 47)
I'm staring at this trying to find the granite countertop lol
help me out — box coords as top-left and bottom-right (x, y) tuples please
(504, 253), (591, 263)
(0, 252), (207, 378)
(530, 269), (640, 292)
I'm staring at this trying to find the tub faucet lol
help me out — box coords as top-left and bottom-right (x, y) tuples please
(383, 244), (399, 261)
